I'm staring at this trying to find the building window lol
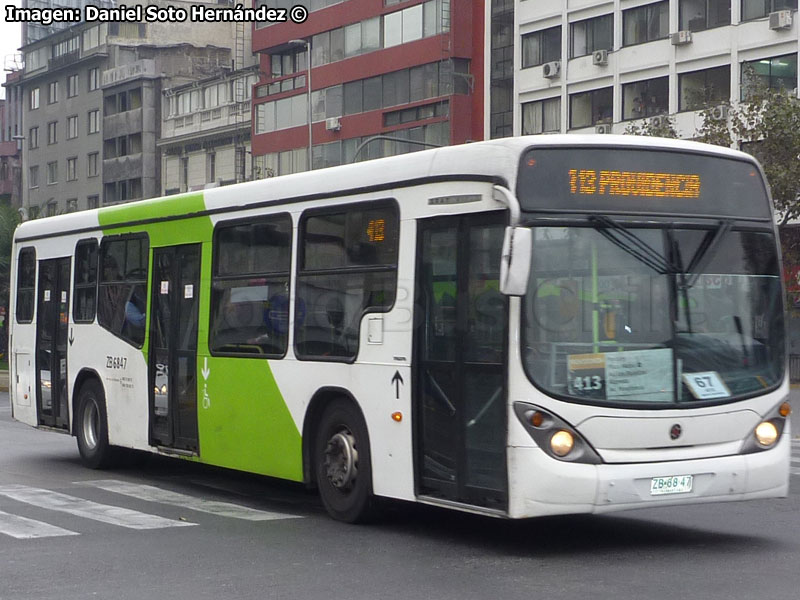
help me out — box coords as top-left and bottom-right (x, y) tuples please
(679, 65), (731, 110)
(180, 157), (189, 192)
(742, 0), (797, 21)
(29, 166), (39, 188)
(210, 215), (293, 357)
(30, 88), (40, 110)
(623, 76), (669, 119)
(29, 127), (39, 149)
(522, 97), (560, 134)
(47, 161), (58, 185)
(47, 121), (57, 145)
(67, 157), (77, 181)
(48, 81), (59, 104)
(66, 198), (78, 212)
(571, 14), (612, 58)
(73, 239), (98, 322)
(570, 87), (613, 128)
(88, 109), (100, 133)
(67, 115), (78, 139)
(679, 0), (731, 31)
(16, 248), (36, 323)
(67, 74), (79, 97)
(98, 235), (149, 347)
(87, 195), (100, 209)
(206, 152), (216, 183)
(87, 152), (99, 177)
(742, 54), (797, 99)
(88, 67), (99, 91)
(623, 1), (669, 46)
(46, 202), (57, 216)
(296, 202), (399, 360)
(521, 26), (561, 68)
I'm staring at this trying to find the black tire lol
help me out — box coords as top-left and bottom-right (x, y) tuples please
(75, 380), (118, 469)
(315, 399), (375, 523)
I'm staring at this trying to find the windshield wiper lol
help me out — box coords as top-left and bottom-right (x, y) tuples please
(588, 215), (678, 274)
(682, 219), (733, 288)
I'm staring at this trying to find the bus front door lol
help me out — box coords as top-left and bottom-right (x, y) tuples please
(414, 212), (508, 511)
(35, 257), (71, 430)
(148, 244), (201, 452)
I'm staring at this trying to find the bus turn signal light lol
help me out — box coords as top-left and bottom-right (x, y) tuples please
(391, 412), (403, 422)
(530, 411), (545, 427)
(779, 402), (791, 417)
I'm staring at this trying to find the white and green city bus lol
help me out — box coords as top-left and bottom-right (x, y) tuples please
(9, 136), (791, 522)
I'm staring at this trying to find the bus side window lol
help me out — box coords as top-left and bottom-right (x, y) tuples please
(209, 214), (292, 357)
(295, 201), (399, 361)
(73, 239), (99, 323)
(97, 235), (149, 347)
(16, 248), (36, 323)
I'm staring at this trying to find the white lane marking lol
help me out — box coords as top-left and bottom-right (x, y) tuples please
(81, 479), (303, 521)
(0, 509), (79, 539)
(0, 485), (196, 530)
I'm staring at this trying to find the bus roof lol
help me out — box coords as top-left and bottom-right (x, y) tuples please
(14, 135), (757, 243)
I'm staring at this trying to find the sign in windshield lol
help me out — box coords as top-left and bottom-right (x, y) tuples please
(517, 147), (772, 219)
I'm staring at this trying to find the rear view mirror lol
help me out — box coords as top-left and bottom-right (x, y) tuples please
(500, 226), (532, 296)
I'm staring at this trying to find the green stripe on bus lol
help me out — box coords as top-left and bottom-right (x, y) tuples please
(99, 191), (302, 481)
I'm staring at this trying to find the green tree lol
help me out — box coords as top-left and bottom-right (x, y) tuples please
(0, 203), (20, 354)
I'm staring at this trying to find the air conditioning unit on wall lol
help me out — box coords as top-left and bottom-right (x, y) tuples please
(592, 49), (608, 66)
(542, 61), (561, 79)
(650, 116), (666, 128)
(670, 30), (693, 45)
(769, 10), (792, 30)
(595, 124), (612, 134)
(325, 116), (341, 131)
(710, 105), (728, 120)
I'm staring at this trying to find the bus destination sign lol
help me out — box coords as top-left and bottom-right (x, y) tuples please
(568, 169), (701, 199)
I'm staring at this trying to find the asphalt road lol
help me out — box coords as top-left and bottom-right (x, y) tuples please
(0, 391), (799, 600)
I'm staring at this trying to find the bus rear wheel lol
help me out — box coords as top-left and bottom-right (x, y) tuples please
(76, 380), (117, 469)
(315, 400), (374, 523)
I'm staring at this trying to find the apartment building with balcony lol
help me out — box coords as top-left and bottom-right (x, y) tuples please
(250, 0), (484, 175)
(516, 1), (799, 138)
(9, 0), (249, 216)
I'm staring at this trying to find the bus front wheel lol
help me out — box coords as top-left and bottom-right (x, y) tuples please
(76, 380), (116, 469)
(315, 400), (374, 523)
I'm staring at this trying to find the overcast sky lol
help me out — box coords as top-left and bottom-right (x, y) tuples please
(1, 0), (24, 99)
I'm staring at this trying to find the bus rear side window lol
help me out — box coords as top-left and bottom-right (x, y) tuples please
(98, 235), (148, 347)
(16, 248), (36, 323)
(296, 201), (399, 360)
(73, 240), (98, 323)
(210, 214), (292, 357)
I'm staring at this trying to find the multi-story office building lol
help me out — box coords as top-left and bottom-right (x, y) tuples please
(10, 0), (248, 216)
(250, 0), (484, 176)
(516, 1), (798, 138)
(160, 65), (259, 194)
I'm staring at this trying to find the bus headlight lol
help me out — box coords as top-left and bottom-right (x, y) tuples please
(740, 399), (788, 454)
(754, 421), (779, 447)
(550, 430), (574, 457)
(513, 402), (602, 464)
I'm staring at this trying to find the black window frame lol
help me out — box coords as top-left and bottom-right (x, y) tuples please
(623, 1), (670, 47)
(209, 212), (294, 359)
(569, 86), (614, 128)
(73, 239), (99, 323)
(741, 53), (798, 100)
(521, 25), (562, 68)
(679, 0), (731, 32)
(570, 14), (613, 59)
(741, 0), (797, 21)
(678, 65), (731, 111)
(97, 233), (149, 348)
(295, 199), (400, 363)
(622, 76), (670, 119)
(16, 247), (36, 324)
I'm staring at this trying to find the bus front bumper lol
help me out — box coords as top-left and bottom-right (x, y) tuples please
(506, 433), (791, 519)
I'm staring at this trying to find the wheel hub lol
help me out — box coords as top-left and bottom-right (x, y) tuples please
(324, 431), (358, 490)
(82, 399), (98, 450)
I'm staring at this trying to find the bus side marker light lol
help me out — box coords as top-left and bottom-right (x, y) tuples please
(392, 412), (403, 422)
(754, 421), (779, 447)
(779, 402), (791, 417)
(550, 430), (574, 457)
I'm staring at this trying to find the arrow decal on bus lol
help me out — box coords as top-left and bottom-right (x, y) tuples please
(201, 357), (210, 381)
(201, 358), (210, 410)
(391, 370), (404, 400)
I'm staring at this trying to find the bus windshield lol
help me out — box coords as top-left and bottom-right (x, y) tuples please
(521, 223), (784, 406)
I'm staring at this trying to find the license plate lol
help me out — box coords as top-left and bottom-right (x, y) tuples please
(650, 475), (693, 496)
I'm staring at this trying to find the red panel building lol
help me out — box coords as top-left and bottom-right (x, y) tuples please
(250, 0), (484, 176)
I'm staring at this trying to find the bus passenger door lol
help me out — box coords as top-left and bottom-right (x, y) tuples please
(35, 257), (70, 430)
(148, 244), (201, 452)
(414, 212), (508, 510)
